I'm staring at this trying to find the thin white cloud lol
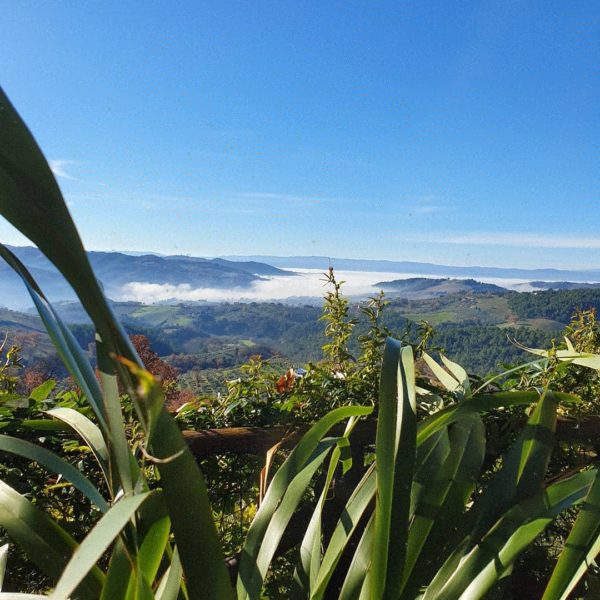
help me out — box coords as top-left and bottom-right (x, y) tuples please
(234, 192), (330, 204)
(407, 232), (600, 249)
(49, 160), (79, 181)
(411, 205), (444, 215)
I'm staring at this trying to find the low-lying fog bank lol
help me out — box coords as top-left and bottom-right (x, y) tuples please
(115, 269), (540, 304)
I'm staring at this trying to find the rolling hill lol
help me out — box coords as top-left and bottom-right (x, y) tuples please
(0, 246), (294, 310)
(374, 277), (506, 297)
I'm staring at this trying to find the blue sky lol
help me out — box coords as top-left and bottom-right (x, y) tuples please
(2, 2), (599, 268)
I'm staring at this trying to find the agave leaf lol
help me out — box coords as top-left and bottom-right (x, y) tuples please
(148, 408), (235, 600)
(155, 547), (183, 600)
(297, 417), (360, 594)
(96, 340), (136, 497)
(311, 465), (376, 599)
(440, 354), (471, 396)
(45, 407), (111, 488)
(0, 89), (138, 366)
(0, 435), (108, 512)
(0, 543), (7, 591)
(371, 341), (416, 599)
(415, 389), (574, 446)
(542, 469), (600, 600)
(0, 83), (232, 600)
(237, 405), (372, 599)
(410, 428), (451, 517)
(469, 390), (557, 541)
(422, 352), (460, 393)
(100, 539), (133, 600)
(137, 514), (171, 586)
(0, 244), (106, 430)
(403, 414), (485, 594)
(515, 340), (600, 370)
(473, 357), (548, 395)
(338, 514), (374, 600)
(50, 492), (156, 600)
(429, 469), (597, 600)
(0, 480), (103, 599)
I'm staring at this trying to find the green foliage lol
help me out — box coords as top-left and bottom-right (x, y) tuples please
(3, 86), (600, 600)
(0, 87), (233, 598)
(508, 288), (600, 323)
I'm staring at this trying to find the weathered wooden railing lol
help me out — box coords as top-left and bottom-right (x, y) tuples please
(185, 413), (600, 582)
(183, 414), (600, 459)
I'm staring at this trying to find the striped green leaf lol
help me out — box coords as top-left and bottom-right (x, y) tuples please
(0, 435), (108, 512)
(50, 492), (154, 600)
(542, 468), (600, 600)
(371, 340), (416, 599)
(428, 469), (597, 599)
(237, 405), (372, 599)
(0, 480), (103, 599)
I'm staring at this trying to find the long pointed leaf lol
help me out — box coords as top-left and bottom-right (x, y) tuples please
(403, 415), (485, 593)
(0, 480), (103, 599)
(0, 244), (106, 430)
(430, 470), (597, 600)
(50, 492), (154, 600)
(543, 469), (600, 600)
(0, 435), (108, 512)
(237, 405), (372, 599)
(312, 465), (376, 599)
(45, 407), (111, 488)
(338, 514), (374, 600)
(371, 341), (416, 599)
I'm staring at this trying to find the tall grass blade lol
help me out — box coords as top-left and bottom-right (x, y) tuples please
(430, 469), (596, 600)
(237, 405), (372, 599)
(372, 340), (416, 598)
(50, 492), (154, 600)
(0, 480), (103, 599)
(0, 435), (108, 512)
(542, 469), (600, 600)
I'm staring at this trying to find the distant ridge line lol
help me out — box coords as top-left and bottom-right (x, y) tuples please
(219, 255), (600, 282)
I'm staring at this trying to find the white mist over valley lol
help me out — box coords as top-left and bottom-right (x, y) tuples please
(115, 268), (550, 304)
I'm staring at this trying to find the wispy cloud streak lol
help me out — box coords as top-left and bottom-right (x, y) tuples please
(407, 232), (600, 249)
(49, 159), (79, 181)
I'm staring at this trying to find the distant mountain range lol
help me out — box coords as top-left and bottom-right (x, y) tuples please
(221, 255), (600, 282)
(3, 246), (600, 311)
(0, 246), (293, 310)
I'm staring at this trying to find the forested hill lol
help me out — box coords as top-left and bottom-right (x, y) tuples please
(375, 277), (506, 296)
(6, 287), (600, 378)
(507, 288), (600, 323)
(0, 246), (295, 310)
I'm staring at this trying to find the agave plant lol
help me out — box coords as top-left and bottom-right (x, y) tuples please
(1, 86), (600, 599)
(233, 340), (600, 599)
(0, 87), (237, 598)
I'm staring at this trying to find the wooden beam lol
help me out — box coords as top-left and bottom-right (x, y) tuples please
(183, 415), (600, 459)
